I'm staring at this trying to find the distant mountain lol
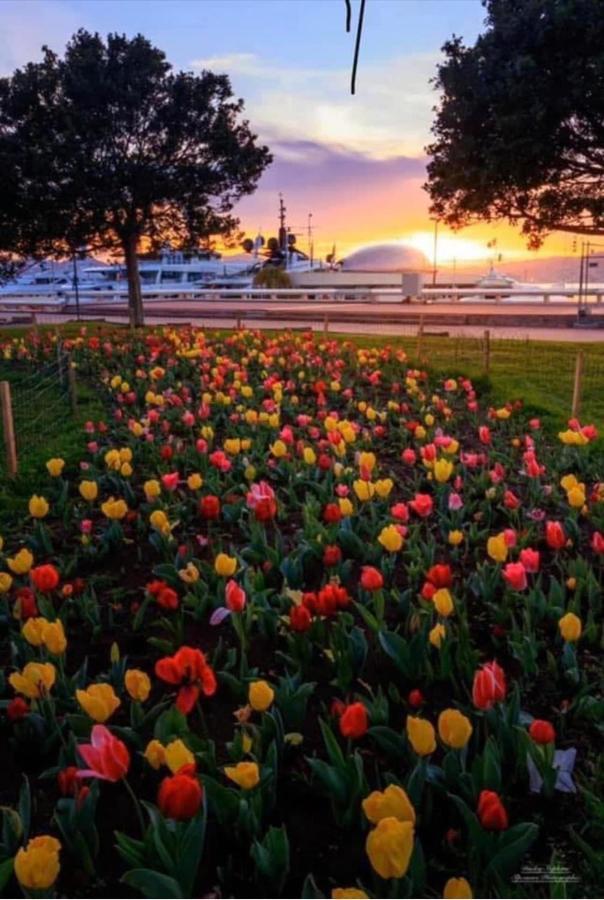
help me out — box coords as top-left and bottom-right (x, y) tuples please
(437, 256), (583, 284)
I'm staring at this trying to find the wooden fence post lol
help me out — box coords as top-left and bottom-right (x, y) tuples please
(236, 316), (242, 330)
(416, 316), (424, 358)
(571, 351), (585, 418)
(0, 380), (17, 477)
(483, 329), (491, 374)
(323, 314), (329, 337)
(68, 358), (78, 414)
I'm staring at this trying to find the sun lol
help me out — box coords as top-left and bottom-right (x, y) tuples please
(405, 230), (494, 263)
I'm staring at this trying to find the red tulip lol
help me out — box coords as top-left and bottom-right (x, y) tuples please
(502, 562), (527, 591)
(58, 766), (79, 796)
(199, 495), (220, 520)
(477, 790), (508, 830)
(155, 646), (217, 714)
(360, 566), (383, 592)
(339, 702), (369, 739)
(408, 689), (424, 708)
(77, 725), (130, 781)
(409, 493), (433, 518)
(7, 697), (29, 721)
(472, 661), (506, 710)
(426, 564), (453, 588)
(14, 587), (38, 620)
(545, 520), (566, 550)
(503, 490), (520, 510)
(246, 481), (277, 521)
(591, 531), (604, 554)
(529, 719), (556, 744)
(290, 605), (312, 632)
(30, 564), (60, 593)
(225, 580), (246, 613)
(158, 764), (203, 820)
(519, 548), (540, 573)
(323, 545), (342, 567)
(323, 503), (342, 524)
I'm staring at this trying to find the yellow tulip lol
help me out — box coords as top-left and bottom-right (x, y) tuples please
(353, 480), (375, 502)
(124, 669), (151, 702)
(374, 478), (394, 499)
(429, 623), (446, 648)
(406, 716), (436, 755)
(433, 588), (454, 617)
(338, 498), (354, 517)
(29, 495), (49, 519)
(358, 451), (376, 472)
(303, 447), (317, 465)
(567, 485), (586, 508)
(144, 479), (162, 500)
(362, 784), (416, 825)
(270, 440), (288, 458)
(248, 680), (275, 712)
(332, 891), (368, 899)
(46, 458), (65, 477)
(14, 835), (61, 890)
(224, 761), (260, 790)
(144, 739), (166, 769)
(150, 509), (171, 536)
(366, 817), (414, 879)
(444, 877), (473, 898)
(558, 429), (588, 446)
(433, 458), (453, 483)
(76, 683), (120, 722)
(438, 709), (473, 749)
(448, 530), (463, 546)
(215, 553), (237, 577)
(7, 547), (34, 575)
(79, 480), (98, 501)
(0, 571), (13, 593)
(9, 662), (56, 699)
(42, 620), (67, 655)
(560, 474), (578, 492)
(101, 498), (128, 520)
(378, 525), (403, 553)
(487, 532), (508, 563)
(187, 473), (203, 490)
(179, 562), (200, 584)
(559, 612), (582, 642)
(164, 738), (195, 773)
(22, 617), (48, 647)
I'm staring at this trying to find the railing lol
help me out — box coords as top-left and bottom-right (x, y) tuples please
(2, 285), (604, 309)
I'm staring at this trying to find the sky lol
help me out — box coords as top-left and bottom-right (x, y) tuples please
(0, 0), (576, 264)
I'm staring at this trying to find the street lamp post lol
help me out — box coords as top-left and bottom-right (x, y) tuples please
(72, 250), (81, 322)
(432, 219), (438, 286)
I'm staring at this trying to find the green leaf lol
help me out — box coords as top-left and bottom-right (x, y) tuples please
(486, 823), (539, 879)
(122, 868), (183, 898)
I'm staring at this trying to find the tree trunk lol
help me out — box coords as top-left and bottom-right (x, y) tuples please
(123, 232), (144, 328)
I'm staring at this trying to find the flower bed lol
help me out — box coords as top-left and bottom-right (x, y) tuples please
(0, 327), (602, 899)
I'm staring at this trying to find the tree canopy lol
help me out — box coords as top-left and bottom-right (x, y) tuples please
(0, 30), (271, 325)
(425, 0), (604, 248)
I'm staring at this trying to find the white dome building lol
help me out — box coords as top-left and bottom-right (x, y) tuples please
(341, 242), (429, 273)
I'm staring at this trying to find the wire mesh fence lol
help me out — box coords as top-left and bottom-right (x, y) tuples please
(0, 344), (74, 476)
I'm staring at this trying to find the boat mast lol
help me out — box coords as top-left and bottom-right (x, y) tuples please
(278, 194), (287, 270)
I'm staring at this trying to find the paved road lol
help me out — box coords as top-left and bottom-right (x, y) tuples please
(37, 310), (604, 343)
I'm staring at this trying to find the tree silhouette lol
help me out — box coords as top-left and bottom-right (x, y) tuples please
(0, 31), (271, 325)
(425, 0), (604, 248)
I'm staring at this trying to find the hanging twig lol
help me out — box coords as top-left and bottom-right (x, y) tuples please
(350, 0), (366, 95)
(345, 0), (352, 31)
